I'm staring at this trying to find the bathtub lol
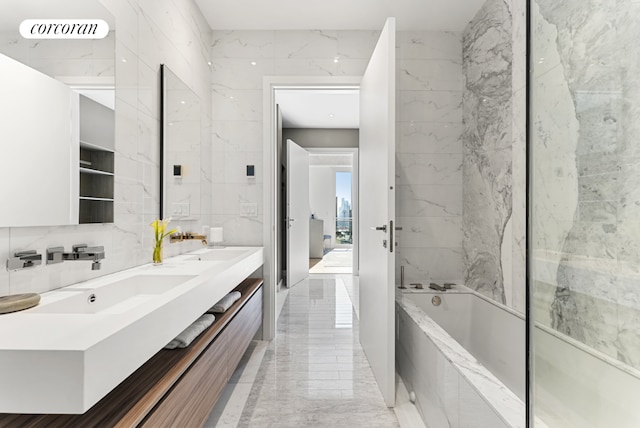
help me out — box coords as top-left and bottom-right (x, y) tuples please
(396, 286), (527, 428)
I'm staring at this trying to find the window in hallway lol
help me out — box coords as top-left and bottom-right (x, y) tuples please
(335, 171), (352, 245)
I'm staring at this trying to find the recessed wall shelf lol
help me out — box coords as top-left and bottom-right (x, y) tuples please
(80, 197), (114, 202)
(79, 95), (114, 224)
(79, 167), (114, 176)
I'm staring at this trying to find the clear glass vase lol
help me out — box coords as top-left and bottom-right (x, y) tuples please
(152, 243), (163, 265)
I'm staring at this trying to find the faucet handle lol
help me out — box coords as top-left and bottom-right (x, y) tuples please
(6, 250), (42, 271)
(74, 244), (104, 254)
(46, 247), (64, 264)
(72, 244), (88, 253)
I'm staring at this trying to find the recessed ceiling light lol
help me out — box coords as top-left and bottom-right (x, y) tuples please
(329, 114), (334, 118)
(251, 61), (257, 66)
(180, 101), (185, 104)
(207, 61), (212, 66)
(121, 57), (127, 63)
(333, 57), (340, 63)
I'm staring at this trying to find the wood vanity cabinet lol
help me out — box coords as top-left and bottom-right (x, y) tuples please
(0, 277), (264, 428)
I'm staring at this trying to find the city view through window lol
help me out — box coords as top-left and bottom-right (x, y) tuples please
(336, 171), (352, 245)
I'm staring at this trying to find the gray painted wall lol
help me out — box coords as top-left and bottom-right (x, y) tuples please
(283, 128), (359, 151)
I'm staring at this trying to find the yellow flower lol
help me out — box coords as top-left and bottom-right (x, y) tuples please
(151, 218), (177, 244)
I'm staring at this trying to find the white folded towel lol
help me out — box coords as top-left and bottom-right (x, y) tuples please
(164, 314), (215, 349)
(207, 291), (241, 314)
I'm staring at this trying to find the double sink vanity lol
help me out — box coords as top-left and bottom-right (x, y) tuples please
(0, 246), (264, 423)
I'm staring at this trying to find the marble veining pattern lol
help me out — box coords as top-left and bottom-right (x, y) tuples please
(462, 0), (515, 306)
(395, 30), (465, 286)
(212, 29), (466, 255)
(532, 0), (640, 373)
(396, 294), (525, 428)
(237, 277), (399, 427)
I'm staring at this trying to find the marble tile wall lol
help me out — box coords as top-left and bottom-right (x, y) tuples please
(531, 0), (640, 383)
(396, 31), (465, 286)
(0, 0), (212, 296)
(462, 0), (526, 313)
(0, 32), (116, 80)
(210, 30), (380, 246)
(211, 30), (466, 281)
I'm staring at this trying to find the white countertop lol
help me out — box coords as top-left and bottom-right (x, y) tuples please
(0, 246), (263, 414)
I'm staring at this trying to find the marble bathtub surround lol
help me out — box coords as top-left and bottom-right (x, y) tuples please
(462, 0), (526, 313)
(396, 292), (526, 428)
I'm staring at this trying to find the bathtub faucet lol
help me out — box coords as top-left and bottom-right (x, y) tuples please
(429, 282), (447, 292)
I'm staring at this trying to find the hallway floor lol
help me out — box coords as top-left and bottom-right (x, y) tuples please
(309, 248), (353, 274)
(206, 275), (400, 427)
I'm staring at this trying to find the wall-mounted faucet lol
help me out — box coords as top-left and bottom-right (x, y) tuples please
(6, 250), (42, 271)
(47, 244), (105, 270)
(169, 232), (207, 245)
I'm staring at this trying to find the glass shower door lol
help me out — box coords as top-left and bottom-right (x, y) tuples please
(529, 1), (640, 426)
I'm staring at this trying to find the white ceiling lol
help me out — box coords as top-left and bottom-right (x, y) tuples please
(276, 89), (359, 128)
(195, 0), (485, 31)
(199, 1), (485, 129)
(309, 153), (353, 167)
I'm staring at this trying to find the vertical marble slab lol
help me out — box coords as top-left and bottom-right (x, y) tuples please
(462, 0), (514, 306)
(508, 0), (527, 314)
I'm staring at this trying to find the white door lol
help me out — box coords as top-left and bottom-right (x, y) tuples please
(286, 139), (310, 288)
(359, 17), (396, 407)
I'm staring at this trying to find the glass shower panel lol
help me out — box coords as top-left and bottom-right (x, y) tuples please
(530, 0), (640, 427)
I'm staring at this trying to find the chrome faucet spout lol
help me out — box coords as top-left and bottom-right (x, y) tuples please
(428, 282), (446, 292)
(47, 244), (105, 270)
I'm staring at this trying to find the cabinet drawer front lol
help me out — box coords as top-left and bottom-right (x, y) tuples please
(227, 286), (263, 369)
(142, 331), (229, 428)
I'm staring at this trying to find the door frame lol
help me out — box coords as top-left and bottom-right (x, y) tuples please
(262, 76), (361, 340)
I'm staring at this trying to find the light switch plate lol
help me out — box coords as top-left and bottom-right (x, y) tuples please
(240, 203), (257, 217)
(172, 202), (190, 217)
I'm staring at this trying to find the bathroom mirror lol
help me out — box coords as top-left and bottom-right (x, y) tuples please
(160, 64), (202, 220)
(0, 0), (115, 227)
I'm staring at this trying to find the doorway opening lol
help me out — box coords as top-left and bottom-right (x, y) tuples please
(262, 76), (360, 340)
(308, 156), (356, 274)
(275, 86), (360, 287)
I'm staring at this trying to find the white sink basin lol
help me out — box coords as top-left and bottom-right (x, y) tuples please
(29, 275), (196, 315)
(188, 248), (250, 262)
(0, 246), (264, 414)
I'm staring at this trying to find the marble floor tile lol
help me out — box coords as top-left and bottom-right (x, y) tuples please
(207, 275), (409, 427)
(237, 276), (400, 427)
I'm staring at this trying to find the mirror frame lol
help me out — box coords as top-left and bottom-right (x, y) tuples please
(160, 64), (166, 220)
